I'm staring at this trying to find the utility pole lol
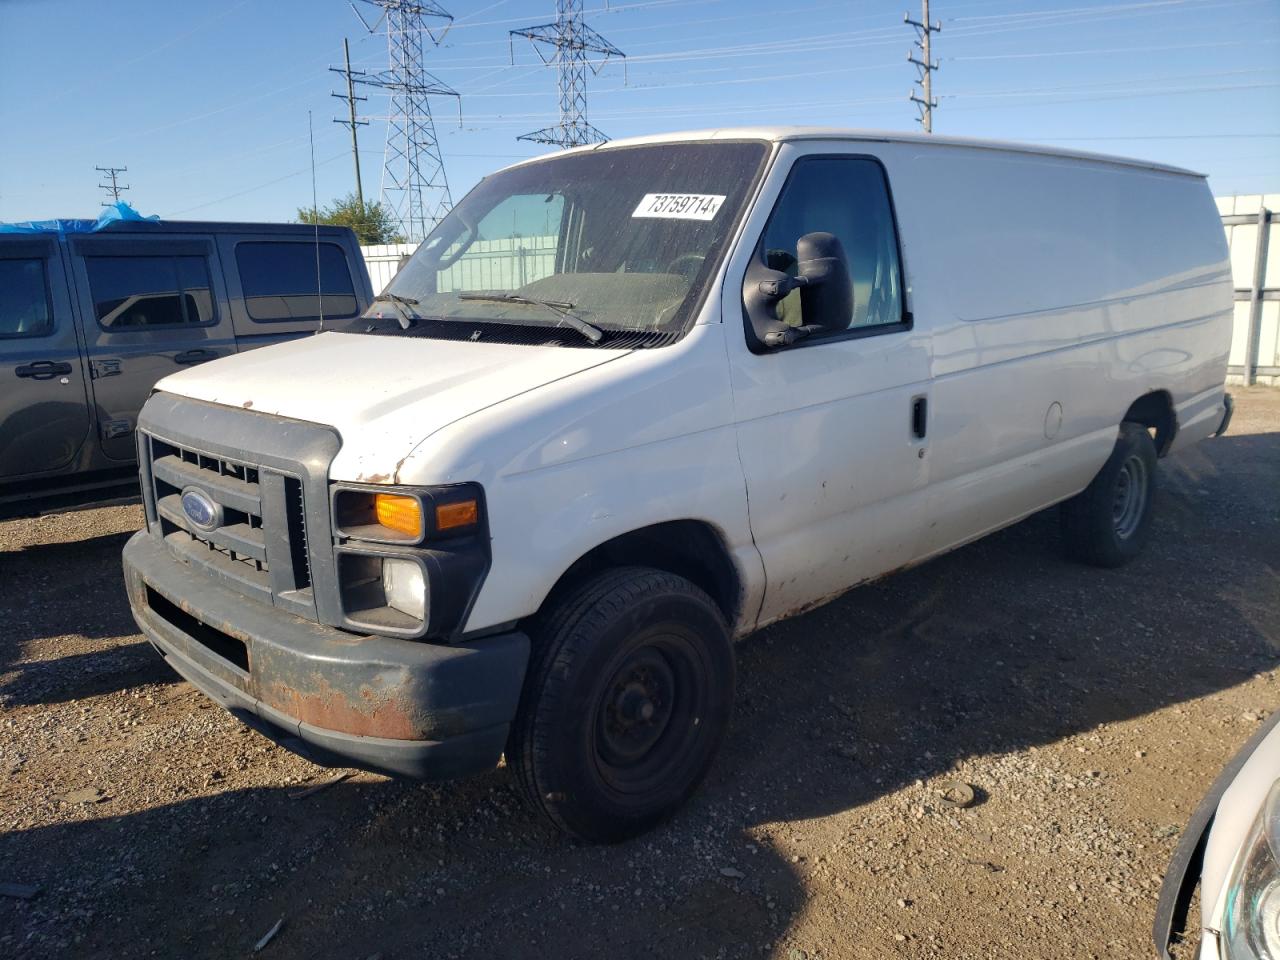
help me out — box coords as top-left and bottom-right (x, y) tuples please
(906, 0), (940, 133)
(330, 38), (369, 211)
(96, 165), (129, 204)
(509, 0), (625, 148)
(350, 0), (460, 242)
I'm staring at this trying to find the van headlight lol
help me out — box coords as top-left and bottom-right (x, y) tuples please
(382, 557), (427, 620)
(329, 482), (489, 641)
(1223, 780), (1280, 959)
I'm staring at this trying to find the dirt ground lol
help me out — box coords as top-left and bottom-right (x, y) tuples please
(1, 389), (1277, 960)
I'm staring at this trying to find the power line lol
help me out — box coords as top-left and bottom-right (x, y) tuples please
(906, 0), (941, 132)
(949, 0), (1197, 23)
(447, 0), (718, 32)
(95, 165), (129, 205)
(164, 150), (349, 217)
(350, 0), (460, 242)
(435, 76), (1278, 128)
(1034, 133), (1280, 140)
(509, 0), (625, 147)
(950, 36), (1275, 61)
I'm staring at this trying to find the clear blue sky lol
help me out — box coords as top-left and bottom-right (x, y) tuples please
(1, 0), (1277, 225)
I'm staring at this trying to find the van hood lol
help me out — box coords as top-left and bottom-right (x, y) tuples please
(154, 331), (629, 482)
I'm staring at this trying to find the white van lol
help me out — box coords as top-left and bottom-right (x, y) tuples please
(122, 128), (1234, 841)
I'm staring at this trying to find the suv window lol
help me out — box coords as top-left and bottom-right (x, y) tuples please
(86, 255), (216, 329)
(0, 259), (52, 338)
(760, 157), (904, 336)
(235, 241), (359, 322)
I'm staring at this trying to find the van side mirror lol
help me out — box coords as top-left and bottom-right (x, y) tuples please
(743, 232), (854, 349)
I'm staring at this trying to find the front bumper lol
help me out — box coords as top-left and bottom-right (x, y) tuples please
(123, 531), (529, 780)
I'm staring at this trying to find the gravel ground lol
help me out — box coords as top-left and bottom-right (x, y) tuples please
(1, 388), (1277, 960)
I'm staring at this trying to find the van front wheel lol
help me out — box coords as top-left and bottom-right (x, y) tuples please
(507, 567), (734, 842)
(1060, 421), (1158, 568)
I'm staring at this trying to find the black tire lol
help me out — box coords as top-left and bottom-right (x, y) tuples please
(507, 566), (734, 843)
(1060, 421), (1158, 568)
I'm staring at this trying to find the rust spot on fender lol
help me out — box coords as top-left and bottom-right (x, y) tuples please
(263, 674), (423, 740)
(355, 472), (391, 483)
(242, 400), (254, 409)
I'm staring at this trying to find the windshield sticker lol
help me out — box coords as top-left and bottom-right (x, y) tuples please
(631, 193), (726, 221)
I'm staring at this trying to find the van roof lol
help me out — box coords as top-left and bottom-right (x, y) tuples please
(504, 126), (1205, 178)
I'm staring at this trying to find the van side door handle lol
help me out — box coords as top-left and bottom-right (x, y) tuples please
(15, 360), (73, 380)
(174, 348), (216, 365)
(911, 395), (928, 439)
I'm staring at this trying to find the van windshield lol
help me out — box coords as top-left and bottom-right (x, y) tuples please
(343, 140), (768, 347)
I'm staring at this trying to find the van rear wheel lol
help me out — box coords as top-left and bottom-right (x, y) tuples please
(507, 567), (734, 843)
(1060, 421), (1158, 568)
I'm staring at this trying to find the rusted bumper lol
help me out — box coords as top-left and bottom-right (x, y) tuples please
(122, 531), (529, 780)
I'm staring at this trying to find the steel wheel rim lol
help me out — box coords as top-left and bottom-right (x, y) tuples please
(1112, 455), (1148, 540)
(589, 628), (710, 796)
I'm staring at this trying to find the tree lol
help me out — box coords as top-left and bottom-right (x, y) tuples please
(297, 193), (403, 245)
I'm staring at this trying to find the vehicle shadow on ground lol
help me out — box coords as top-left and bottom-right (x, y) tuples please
(0, 529), (173, 707)
(0, 640), (168, 709)
(2, 434), (1277, 958)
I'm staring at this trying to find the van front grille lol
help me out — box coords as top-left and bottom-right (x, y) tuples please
(135, 393), (341, 625)
(151, 440), (270, 579)
(141, 434), (314, 615)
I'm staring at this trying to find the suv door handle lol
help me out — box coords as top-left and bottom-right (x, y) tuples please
(174, 348), (217, 365)
(15, 360), (73, 380)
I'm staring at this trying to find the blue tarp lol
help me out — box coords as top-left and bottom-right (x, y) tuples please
(0, 201), (160, 235)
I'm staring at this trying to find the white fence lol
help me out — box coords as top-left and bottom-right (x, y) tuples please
(362, 197), (1280, 386)
(360, 243), (419, 295)
(361, 237), (557, 296)
(1218, 195), (1280, 387)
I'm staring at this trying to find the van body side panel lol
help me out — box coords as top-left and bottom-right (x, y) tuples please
(389, 322), (764, 637)
(877, 143), (1232, 557)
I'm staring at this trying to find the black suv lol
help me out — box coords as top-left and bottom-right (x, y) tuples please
(0, 220), (373, 519)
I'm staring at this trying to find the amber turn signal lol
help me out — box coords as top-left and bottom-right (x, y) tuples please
(374, 493), (423, 537)
(435, 499), (479, 532)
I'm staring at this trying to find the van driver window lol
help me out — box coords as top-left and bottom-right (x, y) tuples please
(760, 157), (904, 335)
(0, 259), (52, 338)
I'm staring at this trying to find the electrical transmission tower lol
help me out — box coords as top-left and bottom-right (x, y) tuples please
(96, 165), (129, 204)
(906, 0), (940, 133)
(509, 0), (625, 148)
(350, 1), (460, 242)
(331, 38), (370, 211)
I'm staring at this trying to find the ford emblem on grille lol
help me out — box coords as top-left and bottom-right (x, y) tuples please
(180, 487), (223, 532)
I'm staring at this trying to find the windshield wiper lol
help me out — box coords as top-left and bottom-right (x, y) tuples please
(457, 292), (604, 344)
(368, 292), (422, 330)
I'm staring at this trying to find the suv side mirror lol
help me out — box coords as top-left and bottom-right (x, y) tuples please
(743, 231), (854, 349)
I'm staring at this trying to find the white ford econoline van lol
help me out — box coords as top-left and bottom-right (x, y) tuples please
(123, 128), (1233, 841)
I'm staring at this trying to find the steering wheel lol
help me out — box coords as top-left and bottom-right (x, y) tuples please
(664, 253), (705, 279)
